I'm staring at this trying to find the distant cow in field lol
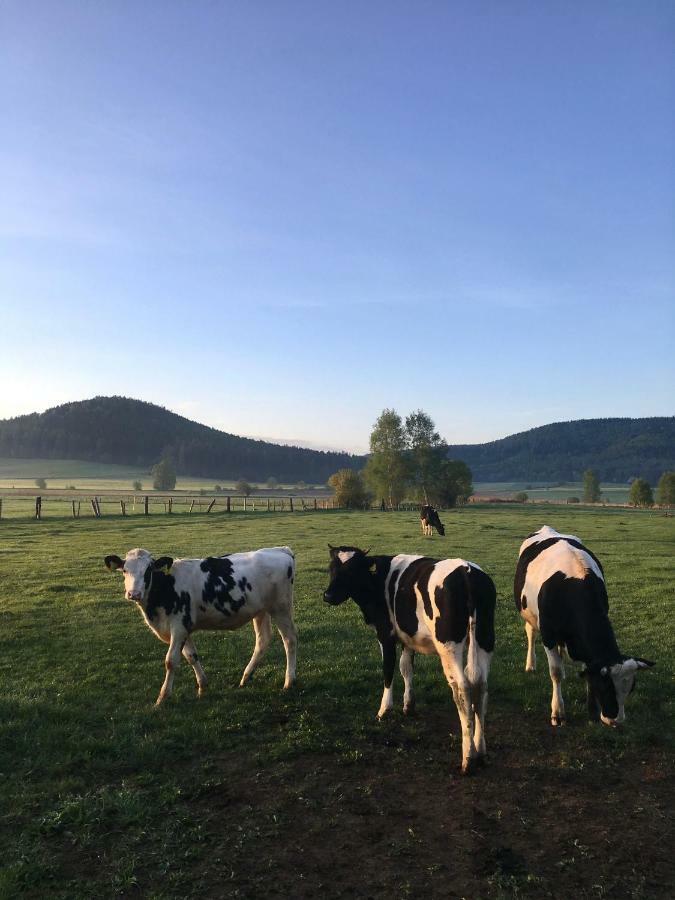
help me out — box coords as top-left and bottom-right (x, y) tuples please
(514, 526), (654, 727)
(324, 545), (496, 773)
(420, 505), (445, 536)
(104, 546), (297, 705)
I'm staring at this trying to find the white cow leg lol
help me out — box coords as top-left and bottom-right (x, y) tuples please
(156, 631), (186, 706)
(525, 622), (537, 672)
(240, 612), (273, 686)
(182, 637), (207, 697)
(472, 680), (488, 759)
(439, 647), (476, 773)
(399, 647), (415, 714)
(273, 609), (298, 689)
(544, 645), (566, 726)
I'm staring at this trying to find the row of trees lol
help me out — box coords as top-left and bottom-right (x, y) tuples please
(329, 409), (472, 509)
(583, 468), (675, 507)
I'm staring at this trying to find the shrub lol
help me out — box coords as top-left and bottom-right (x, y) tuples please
(568, 496), (580, 504)
(629, 478), (654, 508)
(514, 492), (528, 503)
(35, 477), (47, 489)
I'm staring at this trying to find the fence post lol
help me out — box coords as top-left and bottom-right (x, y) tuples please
(189, 499), (195, 514)
(207, 498), (216, 513)
(226, 496), (231, 513)
(35, 496), (42, 519)
(244, 497), (248, 511)
(91, 499), (98, 517)
(144, 495), (149, 516)
(289, 497), (294, 512)
(168, 498), (172, 515)
(0, 498), (2, 519)
(314, 498), (317, 511)
(120, 500), (126, 516)
(267, 497), (270, 512)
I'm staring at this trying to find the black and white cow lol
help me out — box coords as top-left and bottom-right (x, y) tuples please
(104, 546), (297, 705)
(420, 505), (445, 536)
(324, 545), (495, 773)
(515, 526), (654, 727)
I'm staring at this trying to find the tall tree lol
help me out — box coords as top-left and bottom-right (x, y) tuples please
(436, 460), (473, 507)
(364, 409), (408, 509)
(405, 410), (446, 504)
(629, 478), (654, 508)
(152, 457), (176, 491)
(656, 471), (675, 507)
(582, 469), (601, 503)
(328, 468), (370, 509)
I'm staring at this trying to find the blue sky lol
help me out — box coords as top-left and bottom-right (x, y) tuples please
(1, 1), (673, 452)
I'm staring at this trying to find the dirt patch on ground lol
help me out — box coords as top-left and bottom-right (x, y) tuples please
(181, 714), (673, 899)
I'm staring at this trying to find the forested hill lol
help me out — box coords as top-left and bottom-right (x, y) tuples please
(0, 397), (364, 483)
(0, 400), (671, 484)
(446, 417), (674, 483)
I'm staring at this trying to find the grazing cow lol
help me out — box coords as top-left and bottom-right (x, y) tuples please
(420, 504), (445, 536)
(104, 546), (297, 705)
(514, 526), (654, 727)
(324, 545), (496, 773)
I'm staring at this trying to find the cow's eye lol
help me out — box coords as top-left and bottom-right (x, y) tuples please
(123, 569), (128, 574)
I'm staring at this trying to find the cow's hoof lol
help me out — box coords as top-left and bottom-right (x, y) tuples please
(377, 708), (393, 721)
(403, 701), (416, 716)
(551, 715), (566, 727)
(461, 759), (478, 776)
(525, 666), (536, 673)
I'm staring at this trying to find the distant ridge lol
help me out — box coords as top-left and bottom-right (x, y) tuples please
(0, 397), (362, 483)
(446, 417), (674, 483)
(0, 399), (671, 484)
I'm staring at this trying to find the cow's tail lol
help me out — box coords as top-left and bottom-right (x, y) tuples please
(463, 565), (481, 688)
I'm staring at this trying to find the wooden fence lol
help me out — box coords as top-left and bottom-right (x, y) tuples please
(0, 493), (341, 521)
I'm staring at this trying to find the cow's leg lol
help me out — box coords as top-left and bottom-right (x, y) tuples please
(399, 647), (415, 714)
(543, 644), (566, 726)
(377, 637), (397, 719)
(273, 609), (298, 689)
(587, 680), (600, 722)
(182, 637), (207, 697)
(471, 646), (492, 761)
(240, 612), (272, 686)
(525, 622), (537, 672)
(156, 629), (187, 706)
(438, 644), (476, 773)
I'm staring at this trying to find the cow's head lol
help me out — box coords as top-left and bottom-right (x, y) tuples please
(104, 548), (174, 603)
(323, 545), (372, 605)
(583, 657), (655, 726)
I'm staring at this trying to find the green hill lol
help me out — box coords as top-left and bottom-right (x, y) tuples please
(0, 397), (361, 483)
(0, 399), (671, 485)
(446, 417), (674, 483)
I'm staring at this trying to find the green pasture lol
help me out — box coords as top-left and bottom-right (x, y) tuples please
(0, 458), (323, 493)
(0, 506), (672, 898)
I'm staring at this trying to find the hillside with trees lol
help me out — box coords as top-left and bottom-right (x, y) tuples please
(446, 417), (674, 483)
(0, 397), (361, 483)
(0, 399), (671, 485)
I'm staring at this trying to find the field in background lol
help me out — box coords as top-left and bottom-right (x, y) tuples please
(0, 505), (672, 898)
(0, 457), (639, 504)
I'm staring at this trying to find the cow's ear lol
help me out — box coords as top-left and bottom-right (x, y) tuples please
(328, 544), (336, 554)
(578, 666), (588, 679)
(153, 556), (173, 573)
(104, 555), (124, 572)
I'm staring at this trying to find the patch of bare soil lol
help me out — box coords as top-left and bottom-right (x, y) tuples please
(185, 713), (673, 899)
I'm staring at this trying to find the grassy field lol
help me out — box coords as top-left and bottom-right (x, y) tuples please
(0, 457), (639, 504)
(0, 506), (673, 898)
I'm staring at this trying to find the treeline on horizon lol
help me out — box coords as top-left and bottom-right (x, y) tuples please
(0, 397), (672, 485)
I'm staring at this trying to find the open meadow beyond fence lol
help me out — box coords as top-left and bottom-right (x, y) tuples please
(0, 505), (673, 898)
